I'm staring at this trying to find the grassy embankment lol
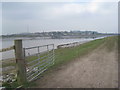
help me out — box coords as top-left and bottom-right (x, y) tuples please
(44, 36), (119, 70)
(31, 36), (119, 88)
(29, 36), (118, 87)
(2, 36), (119, 88)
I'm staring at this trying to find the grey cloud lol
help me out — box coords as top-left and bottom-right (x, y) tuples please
(2, 2), (118, 35)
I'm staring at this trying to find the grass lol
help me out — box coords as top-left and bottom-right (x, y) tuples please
(2, 36), (119, 88)
(34, 36), (119, 70)
(104, 36), (118, 52)
(52, 38), (105, 69)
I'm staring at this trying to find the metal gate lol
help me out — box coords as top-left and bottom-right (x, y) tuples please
(24, 44), (54, 82)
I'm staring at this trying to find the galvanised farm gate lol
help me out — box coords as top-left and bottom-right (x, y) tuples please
(24, 44), (55, 82)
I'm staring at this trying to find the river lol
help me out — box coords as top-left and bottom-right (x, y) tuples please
(0, 37), (105, 60)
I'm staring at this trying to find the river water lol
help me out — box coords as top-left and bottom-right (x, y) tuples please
(0, 37), (104, 60)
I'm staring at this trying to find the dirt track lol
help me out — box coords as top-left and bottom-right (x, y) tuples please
(35, 42), (118, 88)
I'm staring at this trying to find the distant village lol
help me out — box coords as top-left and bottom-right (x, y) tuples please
(1, 31), (117, 39)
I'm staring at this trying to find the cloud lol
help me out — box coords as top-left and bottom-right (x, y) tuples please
(1, 1), (118, 34)
(45, 0), (116, 19)
(1, 0), (119, 2)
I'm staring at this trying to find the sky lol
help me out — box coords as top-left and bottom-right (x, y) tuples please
(0, 0), (119, 35)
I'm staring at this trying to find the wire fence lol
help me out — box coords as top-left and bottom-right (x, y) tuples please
(0, 45), (17, 84)
(0, 46), (14, 52)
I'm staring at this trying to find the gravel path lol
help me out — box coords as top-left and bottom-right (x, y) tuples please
(35, 43), (118, 88)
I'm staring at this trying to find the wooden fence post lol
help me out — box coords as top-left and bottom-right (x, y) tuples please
(14, 39), (27, 85)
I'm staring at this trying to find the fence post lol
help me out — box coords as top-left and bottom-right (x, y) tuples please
(14, 39), (27, 85)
